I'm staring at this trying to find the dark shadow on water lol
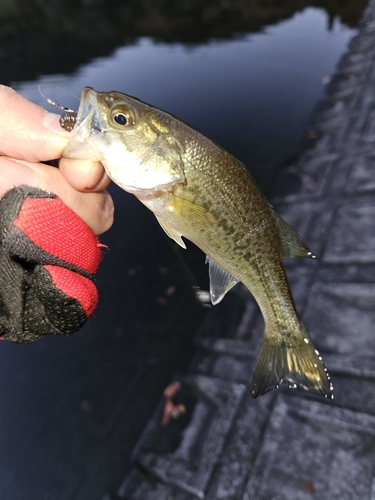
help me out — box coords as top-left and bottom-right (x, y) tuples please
(0, 0), (367, 85)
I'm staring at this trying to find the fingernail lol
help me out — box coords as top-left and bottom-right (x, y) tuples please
(0, 85), (15, 94)
(43, 111), (71, 137)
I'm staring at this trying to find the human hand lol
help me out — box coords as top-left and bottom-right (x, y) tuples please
(0, 85), (113, 235)
(0, 185), (103, 342)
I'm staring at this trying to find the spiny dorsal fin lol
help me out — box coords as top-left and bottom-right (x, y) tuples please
(206, 257), (238, 305)
(270, 210), (316, 259)
(154, 214), (186, 249)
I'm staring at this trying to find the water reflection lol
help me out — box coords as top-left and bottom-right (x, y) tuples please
(16, 7), (358, 190)
(0, 0), (366, 85)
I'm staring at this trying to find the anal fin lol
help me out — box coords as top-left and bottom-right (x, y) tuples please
(206, 257), (238, 305)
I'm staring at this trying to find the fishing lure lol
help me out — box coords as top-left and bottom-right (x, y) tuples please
(59, 111), (78, 132)
(38, 85), (78, 131)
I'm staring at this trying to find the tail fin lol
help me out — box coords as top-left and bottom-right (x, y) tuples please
(251, 330), (333, 399)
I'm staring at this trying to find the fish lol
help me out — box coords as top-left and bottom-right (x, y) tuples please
(62, 87), (333, 399)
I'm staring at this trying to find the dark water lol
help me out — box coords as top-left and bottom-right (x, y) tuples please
(16, 6), (359, 191)
(14, 4), (361, 296)
(0, 1), (367, 499)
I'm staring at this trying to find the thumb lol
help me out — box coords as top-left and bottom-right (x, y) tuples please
(0, 86), (70, 162)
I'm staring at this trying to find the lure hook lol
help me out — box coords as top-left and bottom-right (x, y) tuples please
(38, 84), (78, 131)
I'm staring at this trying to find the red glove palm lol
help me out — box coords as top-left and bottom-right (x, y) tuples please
(0, 185), (103, 343)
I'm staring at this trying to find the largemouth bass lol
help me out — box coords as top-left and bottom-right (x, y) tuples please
(63, 87), (333, 399)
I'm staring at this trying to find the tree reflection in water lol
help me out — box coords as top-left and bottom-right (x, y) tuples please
(0, 0), (367, 84)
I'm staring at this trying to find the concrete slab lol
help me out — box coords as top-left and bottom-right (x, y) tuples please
(323, 205), (375, 264)
(346, 155), (375, 192)
(204, 392), (275, 500)
(117, 469), (194, 500)
(242, 395), (375, 500)
(303, 281), (375, 356)
(133, 375), (246, 499)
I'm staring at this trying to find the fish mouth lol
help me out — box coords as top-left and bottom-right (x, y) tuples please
(63, 87), (104, 160)
(77, 87), (102, 128)
(75, 87), (103, 132)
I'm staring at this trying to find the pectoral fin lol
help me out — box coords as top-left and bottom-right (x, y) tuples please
(271, 210), (316, 259)
(171, 195), (216, 227)
(168, 196), (237, 304)
(154, 214), (186, 249)
(206, 257), (238, 305)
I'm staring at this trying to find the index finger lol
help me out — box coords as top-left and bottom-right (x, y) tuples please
(0, 86), (71, 163)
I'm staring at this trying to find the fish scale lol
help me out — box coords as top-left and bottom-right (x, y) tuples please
(63, 86), (333, 399)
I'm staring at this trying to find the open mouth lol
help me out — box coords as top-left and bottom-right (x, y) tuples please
(73, 87), (103, 135)
(62, 87), (104, 160)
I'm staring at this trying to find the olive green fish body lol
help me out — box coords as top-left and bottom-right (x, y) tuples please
(139, 142), (330, 397)
(140, 142), (285, 315)
(63, 87), (333, 399)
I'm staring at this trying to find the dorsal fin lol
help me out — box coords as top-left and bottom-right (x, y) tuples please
(270, 210), (316, 259)
(206, 257), (238, 305)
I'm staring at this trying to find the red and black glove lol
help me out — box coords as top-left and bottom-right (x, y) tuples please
(0, 185), (103, 343)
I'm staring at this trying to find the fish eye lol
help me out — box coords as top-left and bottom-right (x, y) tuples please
(110, 105), (136, 128)
(114, 113), (127, 126)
